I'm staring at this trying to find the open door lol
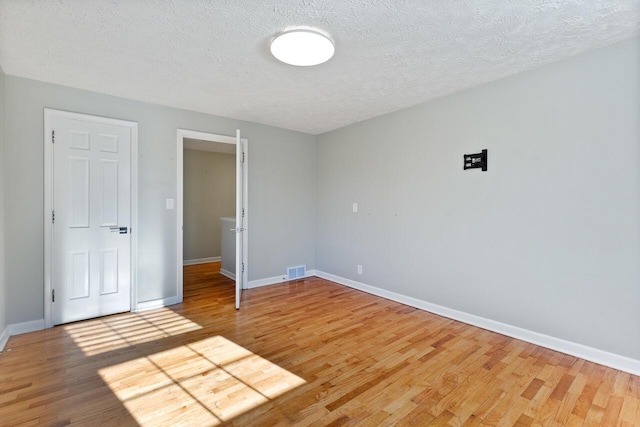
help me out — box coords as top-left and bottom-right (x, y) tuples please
(235, 129), (245, 309)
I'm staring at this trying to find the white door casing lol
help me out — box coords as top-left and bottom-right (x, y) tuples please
(176, 129), (248, 308)
(44, 109), (138, 327)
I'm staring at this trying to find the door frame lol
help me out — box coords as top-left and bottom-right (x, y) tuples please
(176, 129), (249, 302)
(43, 108), (139, 328)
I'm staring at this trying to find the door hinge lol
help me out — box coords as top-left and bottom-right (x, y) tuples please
(242, 151), (245, 163)
(242, 208), (245, 218)
(52, 130), (55, 143)
(52, 289), (55, 302)
(52, 210), (55, 224)
(242, 262), (245, 273)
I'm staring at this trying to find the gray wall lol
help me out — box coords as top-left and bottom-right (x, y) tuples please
(316, 38), (640, 359)
(0, 67), (6, 336)
(4, 76), (316, 324)
(183, 149), (235, 260)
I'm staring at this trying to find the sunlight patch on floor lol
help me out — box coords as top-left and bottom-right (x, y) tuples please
(65, 308), (202, 356)
(98, 335), (306, 425)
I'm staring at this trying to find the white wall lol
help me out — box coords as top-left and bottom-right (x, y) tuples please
(0, 67), (7, 343)
(183, 149), (235, 261)
(316, 38), (640, 360)
(4, 76), (316, 324)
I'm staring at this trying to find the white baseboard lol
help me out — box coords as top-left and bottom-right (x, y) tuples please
(7, 319), (45, 337)
(314, 270), (640, 377)
(135, 296), (181, 312)
(183, 256), (221, 266)
(1, 319), (47, 352)
(247, 270), (317, 289)
(0, 326), (9, 352)
(220, 269), (236, 280)
(247, 274), (284, 289)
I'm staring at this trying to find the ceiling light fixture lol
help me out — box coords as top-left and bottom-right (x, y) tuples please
(270, 29), (335, 67)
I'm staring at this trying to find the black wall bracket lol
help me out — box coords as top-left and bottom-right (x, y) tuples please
(464, 149), (487, 171)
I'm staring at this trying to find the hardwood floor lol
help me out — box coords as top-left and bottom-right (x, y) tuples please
(1, 262), (639, 426)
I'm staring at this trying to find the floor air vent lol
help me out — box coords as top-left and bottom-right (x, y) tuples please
(287, 265), (306, 280)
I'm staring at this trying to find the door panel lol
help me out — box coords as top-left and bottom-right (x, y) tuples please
(70, 251), (90, 299)
(52, 116), (132, 325)
(69, 156), (90, 227)
(235, 130), (244, 310)
(100, 248), (119, 294)
(100, 159), (119, 226)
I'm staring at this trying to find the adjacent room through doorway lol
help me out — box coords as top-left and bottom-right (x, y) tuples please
(176, 130), (248, 309)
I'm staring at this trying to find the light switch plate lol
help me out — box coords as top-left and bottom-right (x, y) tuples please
(352, 203), (358, 213)
(166, 198), (175, 210)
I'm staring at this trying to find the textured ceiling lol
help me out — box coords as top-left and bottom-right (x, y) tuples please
(1, 1), (639, 135)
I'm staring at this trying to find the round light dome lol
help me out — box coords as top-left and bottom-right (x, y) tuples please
(270, 29), (335, 66)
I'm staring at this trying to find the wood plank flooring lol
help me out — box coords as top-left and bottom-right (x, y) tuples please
(0, 262), (639, 426)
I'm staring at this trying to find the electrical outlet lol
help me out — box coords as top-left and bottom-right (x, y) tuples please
(357, 265), (363, 275)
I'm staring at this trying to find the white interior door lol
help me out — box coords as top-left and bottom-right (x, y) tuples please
(235, 129), (245, 309)
(51, 114), (132, 325)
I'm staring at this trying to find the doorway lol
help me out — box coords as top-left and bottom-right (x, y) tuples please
(176, 129), (248, 309)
